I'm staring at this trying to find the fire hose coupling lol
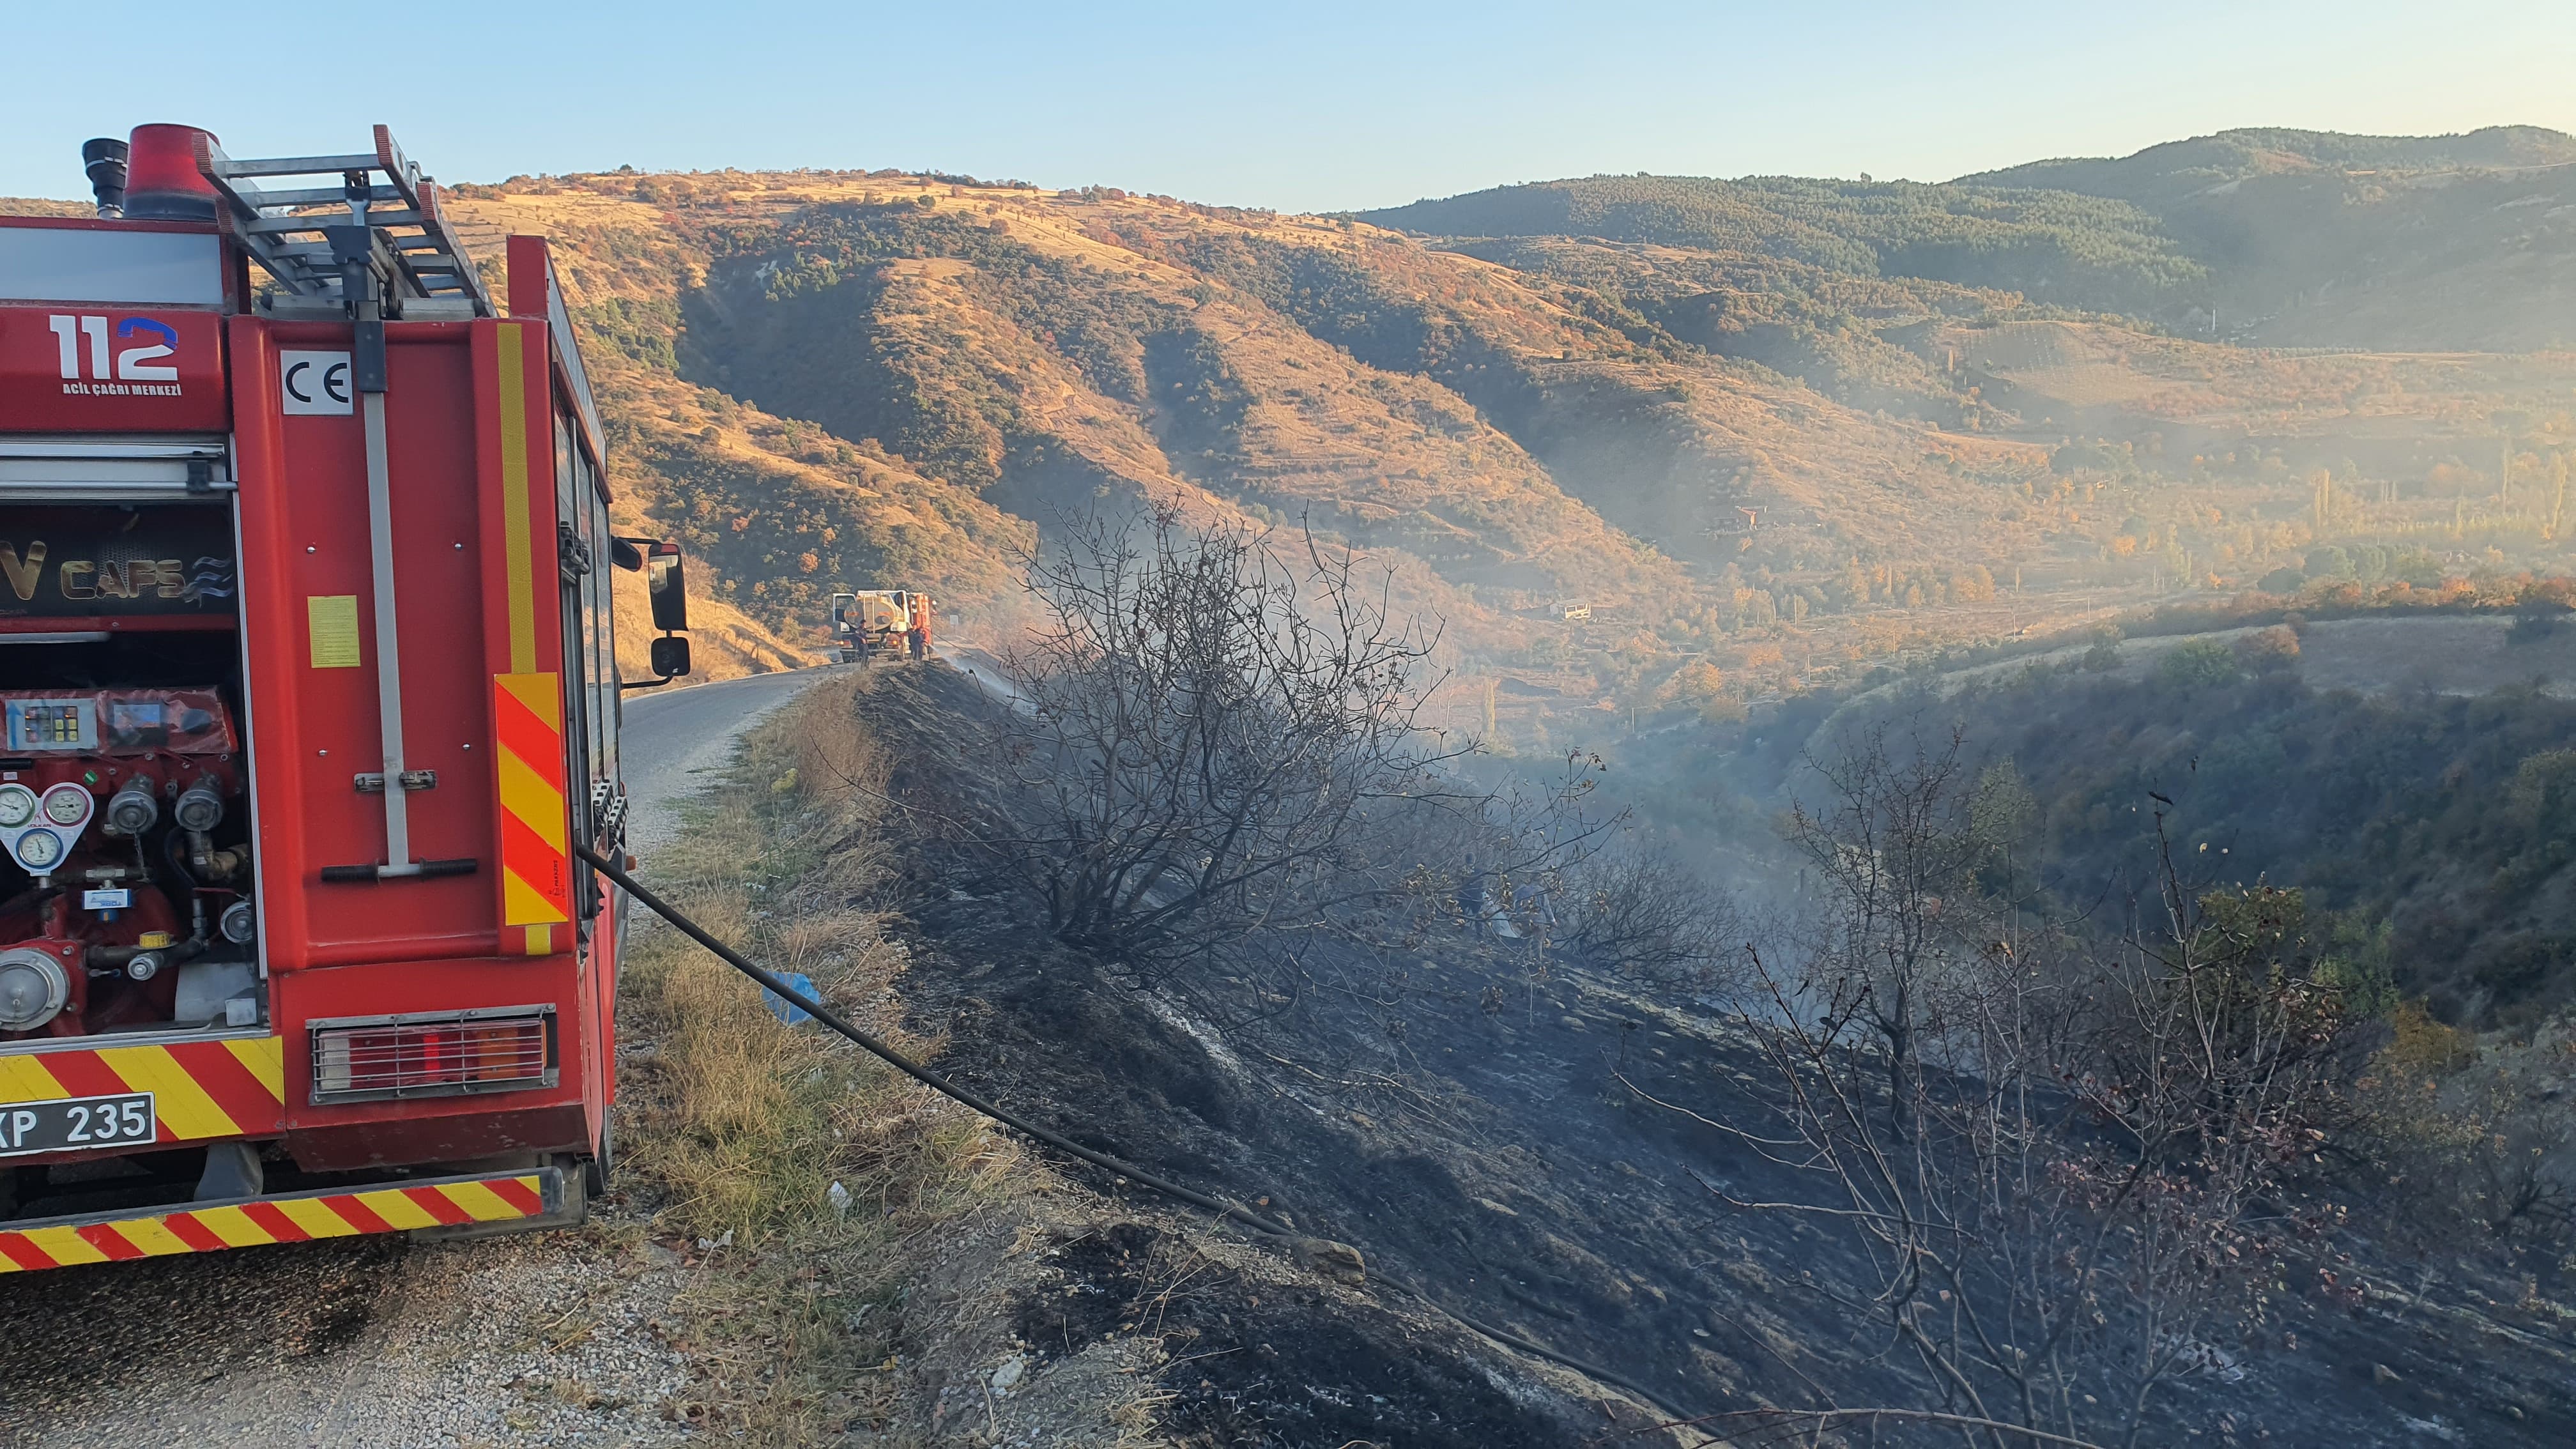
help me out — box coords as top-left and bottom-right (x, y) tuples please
(0, 945), (74, 1032)
(172, 780), (226, 834)
(103, 779), (158, 837)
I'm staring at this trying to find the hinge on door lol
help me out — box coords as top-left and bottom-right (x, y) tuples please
(355, 770), (438, 793)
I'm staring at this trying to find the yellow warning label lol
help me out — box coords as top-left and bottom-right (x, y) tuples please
(308, 595), (361, 669)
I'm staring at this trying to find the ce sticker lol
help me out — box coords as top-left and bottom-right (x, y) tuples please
(279, 349), (354, 416)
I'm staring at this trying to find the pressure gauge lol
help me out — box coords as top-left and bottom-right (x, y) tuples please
(42, 788), (89, 826)
(0, 785), (33, 829)
(13, 828), (65, 873)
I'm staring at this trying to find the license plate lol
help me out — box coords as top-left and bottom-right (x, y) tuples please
(0, 1092), (157, 1156)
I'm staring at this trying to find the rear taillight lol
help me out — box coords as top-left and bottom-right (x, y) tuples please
(309, 1007), (557, 1104)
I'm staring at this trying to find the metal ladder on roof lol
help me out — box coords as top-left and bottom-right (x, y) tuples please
(194, 124), (493, 317)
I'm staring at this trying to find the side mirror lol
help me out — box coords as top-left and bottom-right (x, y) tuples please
(621, 540), (696, 692)
(647, 544), (689, 633)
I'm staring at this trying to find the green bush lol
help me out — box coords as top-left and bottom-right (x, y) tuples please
(2157, 637), (2239, 691)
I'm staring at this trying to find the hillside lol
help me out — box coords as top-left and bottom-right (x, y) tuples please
(1358, 172), (2207, 316)
(425, 171), (2102, 708)
(1964, 126), (2576, 349)
(453, 167), (2572, 716)
(1966, 125), (2576, 210)
(1758, 615), (2576, 1026)
(1365, 127), (2576, 352)
(11, 127), (2575, 722)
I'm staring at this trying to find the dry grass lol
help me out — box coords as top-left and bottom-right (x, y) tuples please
(617, 674), (1023, 1442)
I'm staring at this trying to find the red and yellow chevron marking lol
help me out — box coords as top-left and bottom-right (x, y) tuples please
(0, 1036), (284, 1144)
(494, 671), (571, 941)
(0, 1172), (551, 1274)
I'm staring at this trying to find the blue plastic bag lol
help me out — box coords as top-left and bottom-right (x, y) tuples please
(762, 972), (818, 1026)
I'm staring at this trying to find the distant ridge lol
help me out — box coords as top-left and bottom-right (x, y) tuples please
(1356, 173), (2200, 316)
(1959, 125), (2576, 206)
(1362, 125), (2576, 351)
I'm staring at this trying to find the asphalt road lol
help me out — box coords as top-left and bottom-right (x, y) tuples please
(618, 666), (842, 859)
(0, 665), (838, 1449)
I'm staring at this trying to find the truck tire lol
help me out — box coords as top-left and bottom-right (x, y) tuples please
(585, 1118), (615, 1198)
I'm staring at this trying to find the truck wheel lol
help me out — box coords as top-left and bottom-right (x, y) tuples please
(585, 1117), (615, 1198)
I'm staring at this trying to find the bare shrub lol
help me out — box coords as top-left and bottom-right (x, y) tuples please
(1784, 723), (1983, 1140)
(992, 503), (1491, 1006)
(1664, 735), (2367, 1448)
(1556, 843), (1733, 986)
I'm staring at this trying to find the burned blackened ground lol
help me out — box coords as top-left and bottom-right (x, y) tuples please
(1004, 1220), (1608, 1448)
(852, 659), (2576, 1448)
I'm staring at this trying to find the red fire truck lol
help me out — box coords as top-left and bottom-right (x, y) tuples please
(0, 124), (693, 1272)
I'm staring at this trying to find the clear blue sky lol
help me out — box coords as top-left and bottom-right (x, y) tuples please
(4, 1), (2568, 212)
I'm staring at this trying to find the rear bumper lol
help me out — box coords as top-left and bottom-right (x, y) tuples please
(0, 1166), (567, 1274)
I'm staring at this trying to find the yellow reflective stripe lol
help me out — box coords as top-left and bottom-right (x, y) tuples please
(275, 1197), (365, 1239)
(186, 1205), (279, 1249)
(442, 1179), (530, 1222)
(523, 924), (555, 956)
(0, 1249), (23, 1273)
(0, 1059), (61, 1104)
(93, 1046), (238, 1139)
(17, 1226), (107, 1266)
(352, 1188), (442, 1231)
(495, 669), (557, 722)
(496, 746), (568, 850)
(224, 1036), (286, 1103)
(503, 871), (562, 928)
(498, 326), (537, 675)
(0, 1054), (67, 1103)
(111, 1216), (204, 1258)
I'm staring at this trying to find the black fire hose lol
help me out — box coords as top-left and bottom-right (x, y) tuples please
(574, 840), (1705, 1433)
